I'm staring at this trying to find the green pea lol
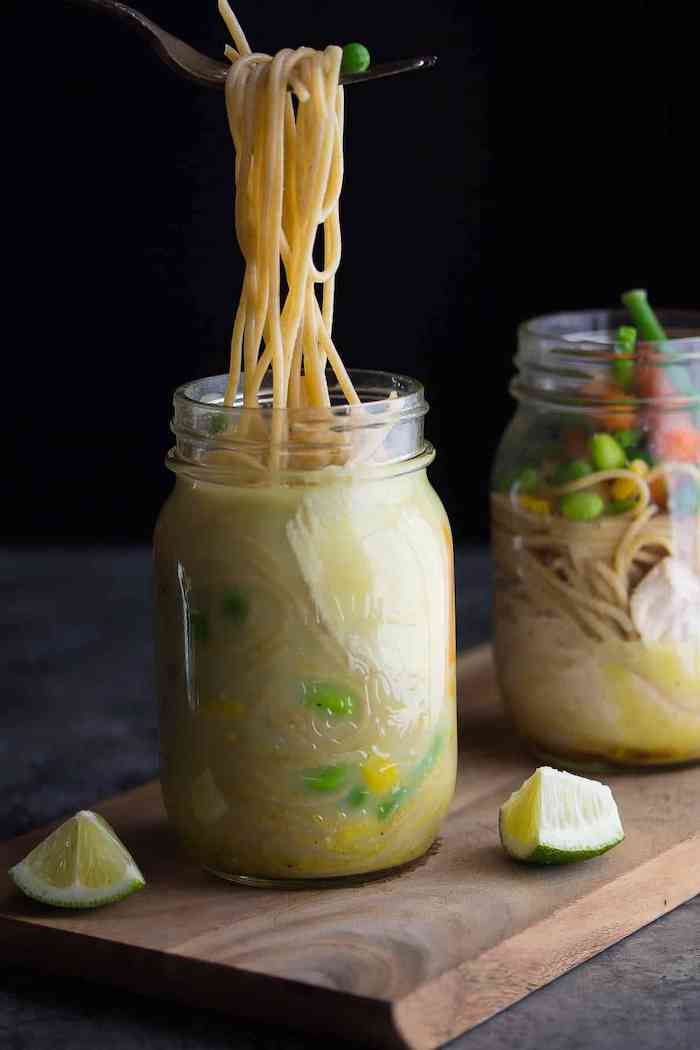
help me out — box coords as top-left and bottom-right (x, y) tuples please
(208, 413), (228, 436)
(607, 498), (637, 516)
(303, 765), (348, 793)
(190, 610), (209, 643)
(518, 467), (539, 493)
(560, 491), (605, 522)
(222, 590), (249, 623)
(615, 428), (642, 451)
(301, 682), (356, 718)
(377, 788), (409, 822)
(340, 42), (371, 75)
(590, 433), (626, 471)
(345, 785), (369, 809)
(552, 459), (593, 486)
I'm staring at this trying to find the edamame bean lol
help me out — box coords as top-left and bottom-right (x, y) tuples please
(590, 433), (625, 471)
(222, 590), (249, 623)
(560, 491), (604, 521)
(302, 681), (356, 717)
(303, 765), (349, 793)
(340, 43), (370, 75)
(552, 459), (593, 485)
(518, 467), (539, 493)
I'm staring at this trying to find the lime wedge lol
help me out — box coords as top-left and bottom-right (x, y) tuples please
(499, 767), (624, 864)
(8, 810), (145, 908)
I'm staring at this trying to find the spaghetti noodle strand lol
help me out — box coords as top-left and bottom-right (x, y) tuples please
(219, 3), (357, 432)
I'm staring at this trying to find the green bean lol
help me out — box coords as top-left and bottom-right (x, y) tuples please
(623, 289), (699, 406)
(552, 460), (593, 485)
(590, 433), (626, 471)
(613, 325), (636, 389)
(303, 765), (349, 793)
(621, 289), (667, 342)
(560, 491), (605, 522)
(340, 43), (371, 75)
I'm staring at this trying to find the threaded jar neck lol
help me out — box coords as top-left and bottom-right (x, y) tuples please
(513, 308), (700, 412)
(168, 369), (433, 482)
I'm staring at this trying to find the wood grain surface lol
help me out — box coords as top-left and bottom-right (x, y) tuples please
(2, 645), (700, 1049)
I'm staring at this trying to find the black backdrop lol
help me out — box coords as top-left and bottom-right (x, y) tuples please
(5, 2), (698, 543)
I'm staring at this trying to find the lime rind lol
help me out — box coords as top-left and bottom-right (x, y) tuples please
(8, 810), (145, 909)
(499, 766), (624, 865)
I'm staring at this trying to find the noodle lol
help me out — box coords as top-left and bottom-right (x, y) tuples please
(492, 460), (700, 641)
(218, 1), (358, 412)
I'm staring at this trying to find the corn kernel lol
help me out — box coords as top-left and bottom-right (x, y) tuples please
(361, 753), (400, 795)
(202, 699), (244, 720)
(518, 494), (550, 516)
(325, 818), (377, 854)
(611, 477), (638, 501)
(629, 459), (649, 477)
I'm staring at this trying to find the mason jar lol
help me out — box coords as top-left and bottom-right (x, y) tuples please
(154, 370), (456, 885)
(492, 308), (700, 770)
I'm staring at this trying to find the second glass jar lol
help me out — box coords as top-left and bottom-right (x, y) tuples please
(492, 309), (700, 770)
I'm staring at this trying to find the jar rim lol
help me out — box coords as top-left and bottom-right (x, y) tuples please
(175, 368), (427, 421)
(170, 369), (430, 475)
(519, 307), (700, 358)
(514, 308), (700, 411)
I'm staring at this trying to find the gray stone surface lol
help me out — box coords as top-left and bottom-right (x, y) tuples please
(1, 546), (698, 1049)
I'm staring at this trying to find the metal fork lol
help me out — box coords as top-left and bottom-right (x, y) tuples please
(70, 0), (437, 90)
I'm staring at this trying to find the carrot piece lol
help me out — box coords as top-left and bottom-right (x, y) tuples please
(582, 378), (637, 432)
(649, 474), (668, 509)
(652, 425), (700, 463)
(637, 343), (676, 400)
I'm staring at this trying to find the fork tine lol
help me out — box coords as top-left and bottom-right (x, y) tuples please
(340, 56), (437, 86)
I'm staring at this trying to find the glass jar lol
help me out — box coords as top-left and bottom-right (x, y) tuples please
(492, 308), (700, 771)
(154, 370), (456, 885)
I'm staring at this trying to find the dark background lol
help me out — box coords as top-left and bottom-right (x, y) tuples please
(5, 2), (698, 543)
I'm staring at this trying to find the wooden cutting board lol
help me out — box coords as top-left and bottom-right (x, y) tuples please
(2, 645), (700, 1050)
